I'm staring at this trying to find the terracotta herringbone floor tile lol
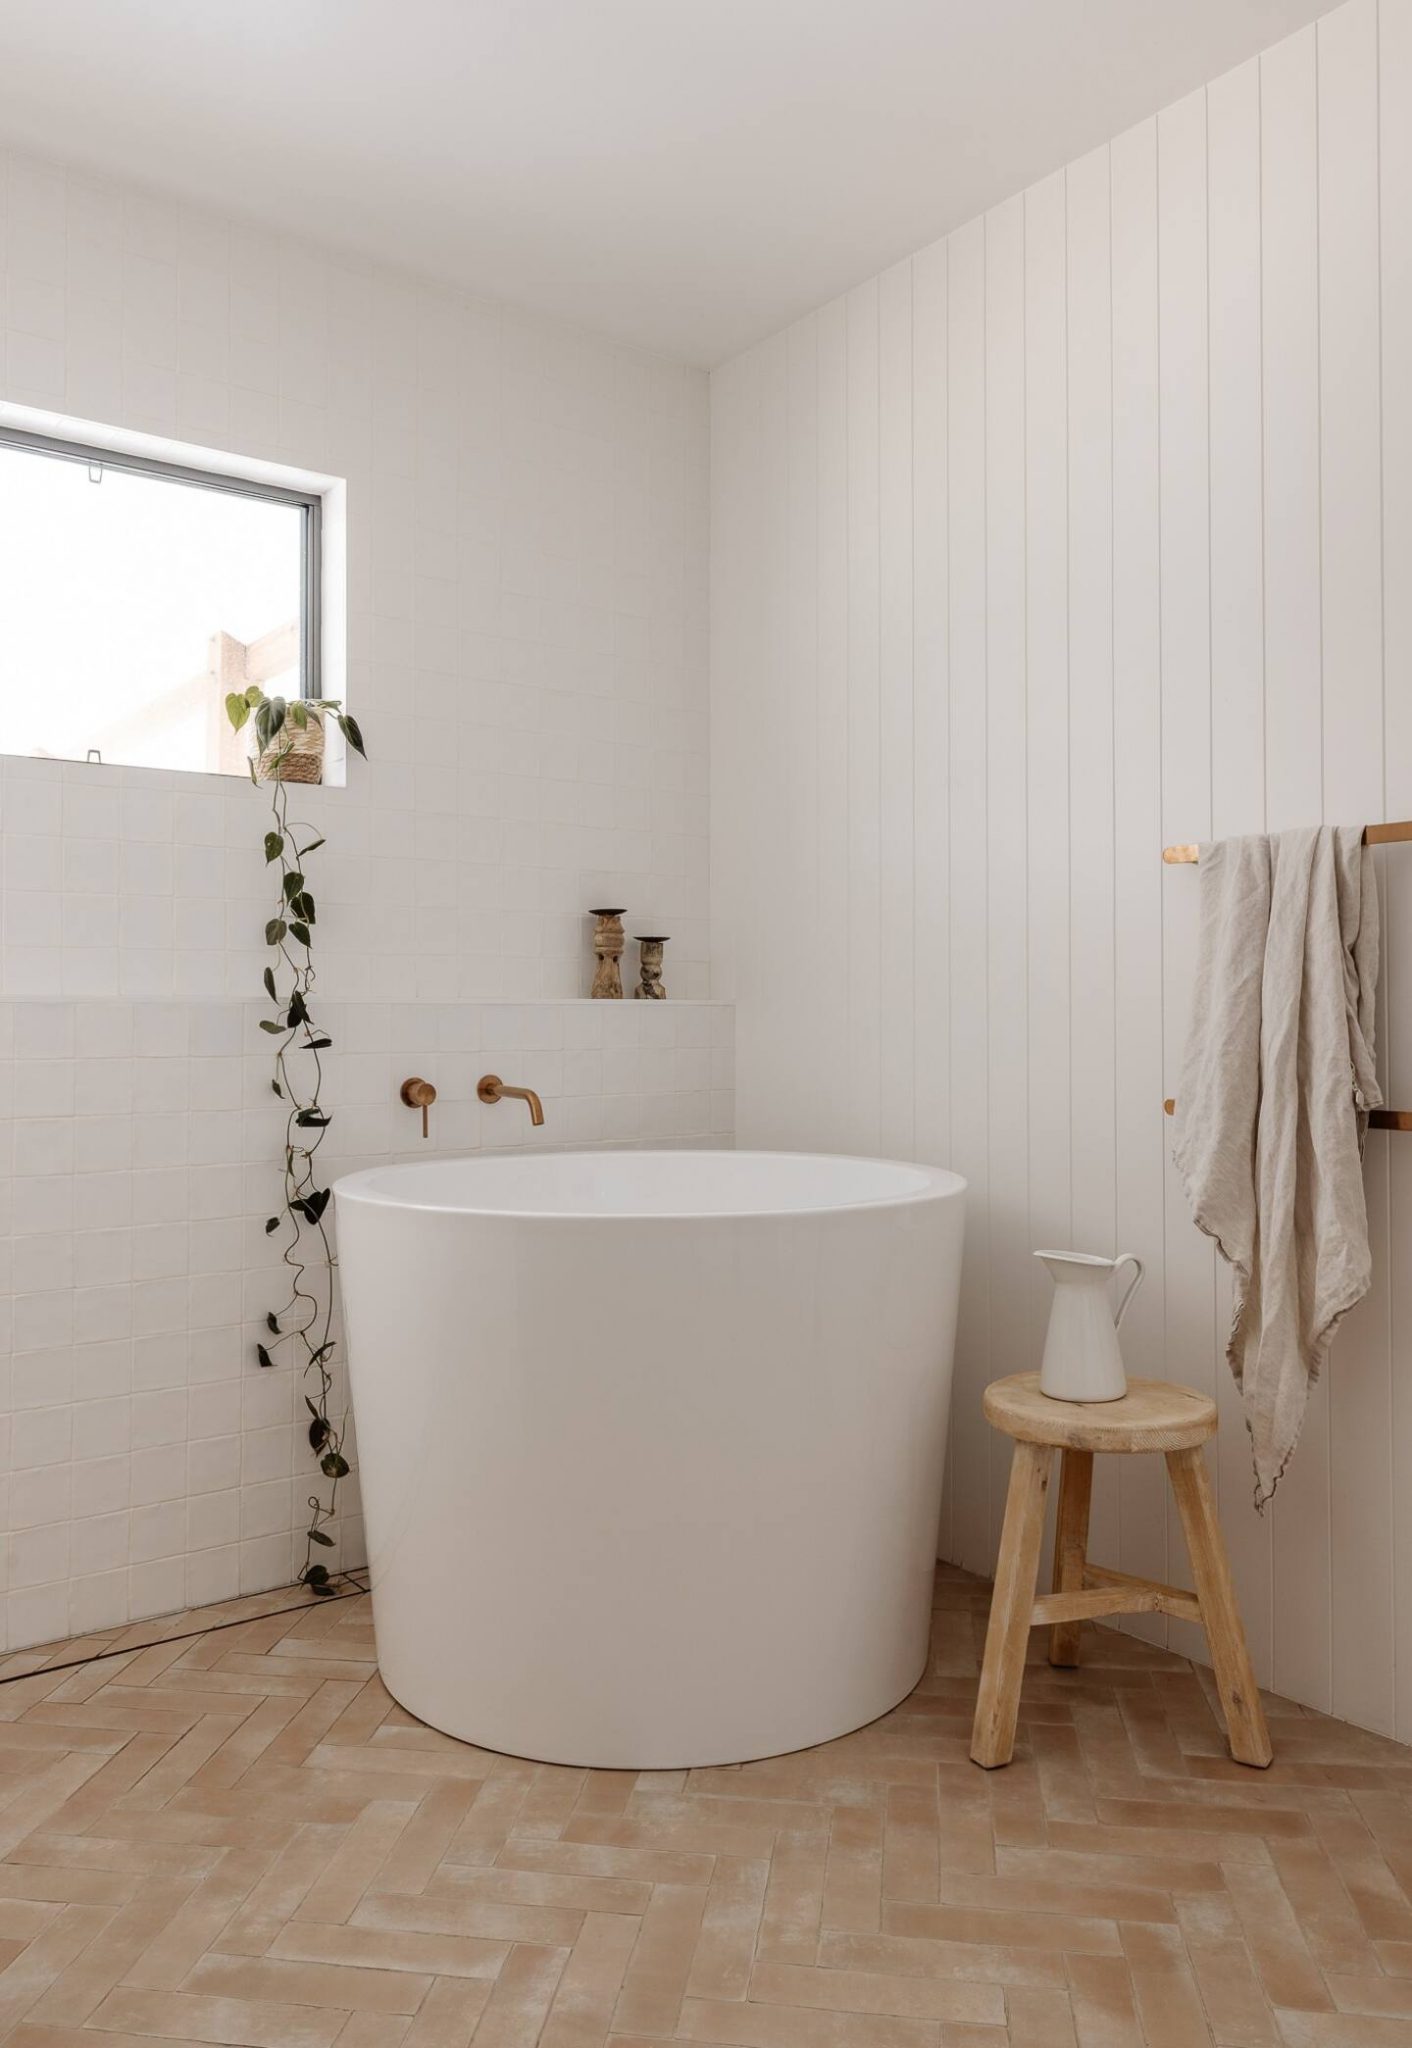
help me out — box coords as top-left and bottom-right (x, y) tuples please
(2, 1567), (1412, 2045)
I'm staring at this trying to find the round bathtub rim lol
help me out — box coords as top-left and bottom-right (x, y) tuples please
(333, 1146), (967, 1225)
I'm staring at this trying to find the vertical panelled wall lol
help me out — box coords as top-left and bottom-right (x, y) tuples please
(711, 0), (1412, 1738)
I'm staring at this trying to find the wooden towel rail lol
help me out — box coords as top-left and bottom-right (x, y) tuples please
(1162, 819), (1412, 863)
(1163, 822), (1412, 1131)
(1155, 819), (1409, 1130)
(1163, 1100), (1412, 1132)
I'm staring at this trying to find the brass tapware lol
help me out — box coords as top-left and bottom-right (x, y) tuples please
(589, 908), (626, 998)
(477, 1074), (545, 1126)
(400, 1076), (437, 1137)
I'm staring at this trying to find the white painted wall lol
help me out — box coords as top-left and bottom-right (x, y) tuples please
(0, 148), (725, 1651)
(712, 0), (1412, 1737)
(0, 149), (710, 1004)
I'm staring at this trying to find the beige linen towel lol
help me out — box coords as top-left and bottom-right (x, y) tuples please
(1172, 826), (1381, 1507)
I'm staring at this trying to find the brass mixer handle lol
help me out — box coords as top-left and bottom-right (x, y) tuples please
(400, 1077), (437, 1137)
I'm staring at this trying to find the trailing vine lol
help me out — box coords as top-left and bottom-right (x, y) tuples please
(224, 686), (366, 1596)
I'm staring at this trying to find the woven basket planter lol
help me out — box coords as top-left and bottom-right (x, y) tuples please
(257, 715), (325, 784)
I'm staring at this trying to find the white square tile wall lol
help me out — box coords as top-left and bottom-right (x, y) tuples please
(0, 996), (733, 1651)
(0, 146), (729, 1650)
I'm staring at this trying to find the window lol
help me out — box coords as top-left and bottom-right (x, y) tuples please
(0, 427), (322, 777)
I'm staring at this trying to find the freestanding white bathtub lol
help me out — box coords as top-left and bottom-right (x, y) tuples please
(335, 1149), (965, 1768)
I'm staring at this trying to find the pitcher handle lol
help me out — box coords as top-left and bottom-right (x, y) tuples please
(1111, 1253), (1144, 1329)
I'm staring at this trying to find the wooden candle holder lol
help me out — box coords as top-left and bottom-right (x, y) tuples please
(589, 908), (626, 999)
(633, 936), (668, 999)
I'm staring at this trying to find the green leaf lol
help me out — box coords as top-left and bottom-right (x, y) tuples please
(271, 1078), (283, 1099)
(225, 692), (250, 732)
(266, 1311), (280, 1333)
(308, 1526), (335, 1546)
(289, 700), (309, 729)
(294, 893), (316, 925)
(287, 990), (309, 1028)
(259, 1019), (286, 1035)
(283, 870), (305, 902)
(320, 1451), (350, 1480)
(303, 1562), (331, 1586)
(289, 921), (312, 947)
(299, 836), (326, 857)
(307, 1577), (336, 1597)
(256, 1343), (275, 1369)
(265, 1215), (281, 1234)
(294, 1188), (332, 1225)
(308, 1416), (330, 1450)
(265, 917), (287, 945)
(306, 1033), (332, 1049)
(310, 1342), (336, 1364)
(264, 831), (284, 864)
(338, 713), (367, 758)
(295, 1109), (331, 1128)
(266, 697), (287, 737)
(262, 966), (277, 1000)
(245, 684), (264, 707)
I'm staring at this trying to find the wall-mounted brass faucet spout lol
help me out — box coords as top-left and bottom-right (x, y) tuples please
(477, 1074), (545, 1126)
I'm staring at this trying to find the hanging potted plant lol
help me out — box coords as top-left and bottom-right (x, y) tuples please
(225, 687), (367, 1594)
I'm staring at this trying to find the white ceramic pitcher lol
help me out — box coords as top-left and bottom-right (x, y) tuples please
(1035, 1249), (1145, 1403)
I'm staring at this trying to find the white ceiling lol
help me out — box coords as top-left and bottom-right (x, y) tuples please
(0, 1), (1329, 366)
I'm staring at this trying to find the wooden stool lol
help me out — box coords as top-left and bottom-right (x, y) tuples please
(970, 1373), (1272, 1771)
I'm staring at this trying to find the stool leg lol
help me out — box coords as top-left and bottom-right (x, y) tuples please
(1165, 1446), (1273, 1768)
(971, 1440), (1052, 1768)
(1049, 1448), (1093, 1668)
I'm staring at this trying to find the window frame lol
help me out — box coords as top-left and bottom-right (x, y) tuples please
(0, 423), (323, 703)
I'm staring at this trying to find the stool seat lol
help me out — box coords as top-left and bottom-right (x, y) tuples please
(971, 1373), (1271, 1773)
(984, 1372), (1217, 1452)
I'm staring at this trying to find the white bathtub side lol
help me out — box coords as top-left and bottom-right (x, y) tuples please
(336, 1173), (964, 1768)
